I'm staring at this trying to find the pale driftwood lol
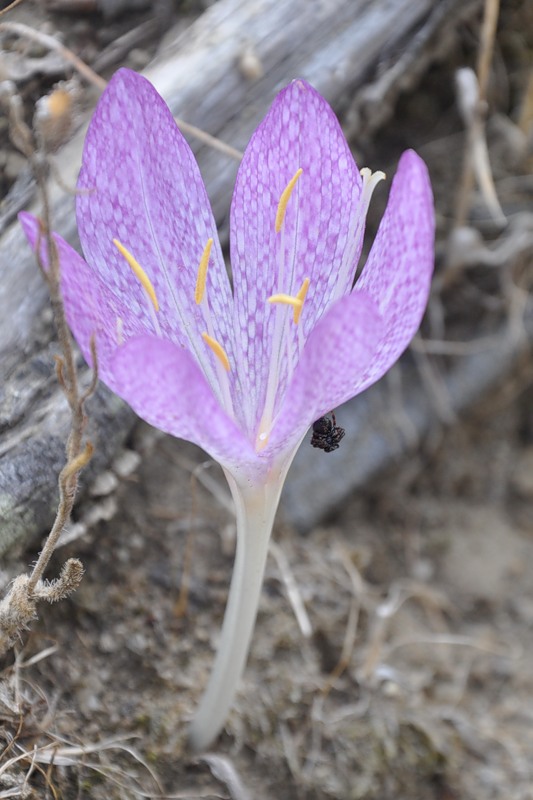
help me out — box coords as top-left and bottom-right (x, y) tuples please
(0, 0), (482, 557)
(285, 318), (533, 529)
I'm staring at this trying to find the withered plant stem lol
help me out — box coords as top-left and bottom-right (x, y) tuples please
(454, 0), (500, 229)
(26, 191), (93, 593)
(4, 90), (97, 598)
(0, 21), (244, 161)
(0, 0), (26, 17)
(0, 21), (107, 91)
(476, 0), (500, 106)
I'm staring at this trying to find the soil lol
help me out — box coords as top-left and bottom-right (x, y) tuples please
(1, 1), (533, 799)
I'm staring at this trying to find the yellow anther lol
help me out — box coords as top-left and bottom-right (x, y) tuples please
(202, 332), (231, 372)
(275, 168), (303, 233)
(293, 277), (310, 323)
(113, 238), (159, 312)
(268, 293), (303, 311)
(194, 238), (213, 305)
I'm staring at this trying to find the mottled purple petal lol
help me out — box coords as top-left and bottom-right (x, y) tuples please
(76, 68), (235, 392)
(354, 150), (434, 394)
(230, 79), (364, 432)
(110, 336), (258, 474)
(20, 78), (434, 487)
(19, 212), (145, 384)
(266, 291), (382, 457)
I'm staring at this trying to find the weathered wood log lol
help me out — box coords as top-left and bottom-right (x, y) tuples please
(285, 319), (533, 529)
(0, 0), (483, 557)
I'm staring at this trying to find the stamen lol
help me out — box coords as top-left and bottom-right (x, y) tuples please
(293, 277), (310, 324)
(113, 238), (159, 312)
(202, 332), (231, 372)
(360, 167), (386, 195)
(330, 166), (387, 304)
(267, 277), (310, 324)
(267, 293), (303, 311)
(275, 168), (303, 233)
(194, 238), (213, 305)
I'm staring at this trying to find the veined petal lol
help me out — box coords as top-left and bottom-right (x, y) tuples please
(230, 79), (363, 430)
(265, 291), (382, 457)
(354, 150), (435, 394)
(18, 212), (145, 383)
(110, 336), (258, 476)
(76, 68), (235, 393)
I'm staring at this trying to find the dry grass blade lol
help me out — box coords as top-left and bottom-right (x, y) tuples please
(453, 0), (503, 227)
(269, 540), (312, 639)
(0, 0), (25, 17)
(321, 547), (364, 692)
(199, 754), (251, 800)
(0, 21), (106, 91)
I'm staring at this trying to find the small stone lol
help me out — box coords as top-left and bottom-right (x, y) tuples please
(99, 631), (117, 653)
(90, 470), (118, 497)
(84, 496), (118, 525)
(112, 448), (141, 478)
(238, 47), (264, 81)
(128, 49), (151, 70)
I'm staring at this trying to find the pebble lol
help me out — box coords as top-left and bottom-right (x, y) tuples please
(112, 448), (141, 478)
(90, 470), (118, 497)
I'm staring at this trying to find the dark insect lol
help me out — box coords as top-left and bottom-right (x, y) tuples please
(310, 412), (345, 453)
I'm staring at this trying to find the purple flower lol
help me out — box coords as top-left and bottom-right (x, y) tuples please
(20, 68), (434, 750)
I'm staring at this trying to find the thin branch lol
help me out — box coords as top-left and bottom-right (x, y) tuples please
(269, 540), (312, 639)
(0, 20), (243, 162)
(0, 21), (107, 91)
(0, 0), (26, 17)
(476, 0), (500, 105)
(453, 0), (502, 228)
(174, 118), (243, 161)
(0, 83), (98, 655)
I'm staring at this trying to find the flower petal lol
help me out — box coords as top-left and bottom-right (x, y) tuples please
(266, 291), (383, 457)
(19, 212), (145, 383)
(76, 68), (235, 392)
(230, 79), (364, 430)
(354, 149), (434, 393)
(110, 335), (259, 475)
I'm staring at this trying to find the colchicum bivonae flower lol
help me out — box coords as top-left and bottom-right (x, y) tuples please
(21, 69), (435, 751)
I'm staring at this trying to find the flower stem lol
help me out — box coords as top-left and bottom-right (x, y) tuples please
(188, 468), (286, 752)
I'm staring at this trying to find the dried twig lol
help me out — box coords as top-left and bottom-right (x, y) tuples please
(199, 753), (252, 800)
(320, 547), (364, 691)
(0, 21), (107, 91)
(269, 540), (313, 639)
(453, 0), (503, 228)
(0, 20), (243, 162)
(476, 0), (500, 104)
(517, 68), (533, 135)
(174, 119), (243, 161)
(0, 85), (97, 656)
(0, 0), (26, 17)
